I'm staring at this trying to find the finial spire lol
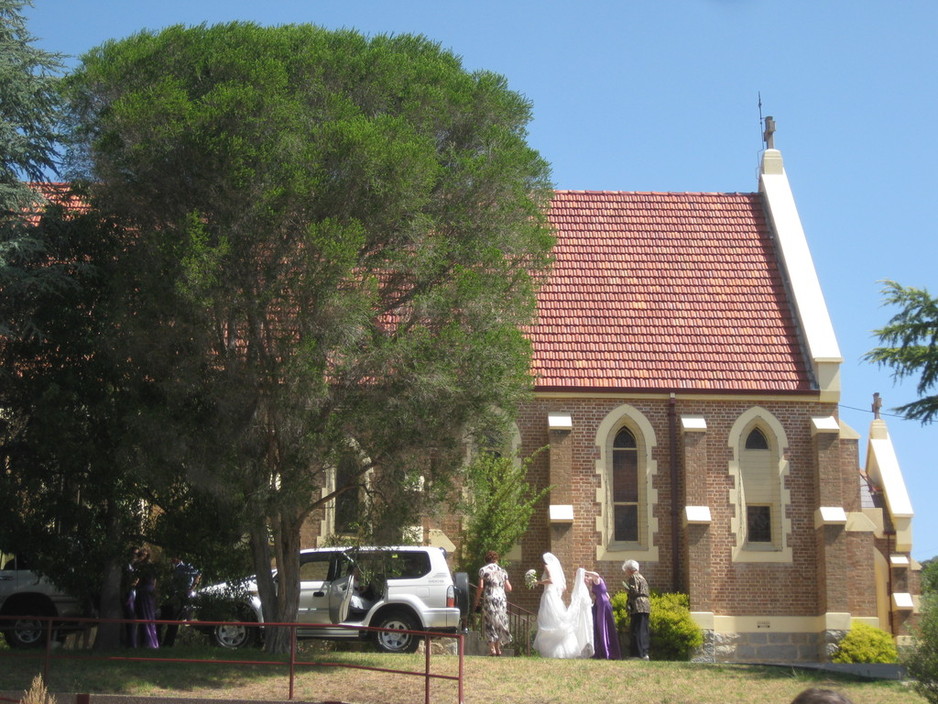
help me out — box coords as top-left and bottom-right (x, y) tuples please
(872, 392), (882, 419)
(763, 116), (776, 149)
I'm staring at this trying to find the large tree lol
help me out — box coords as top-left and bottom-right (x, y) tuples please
(0, 0), (61, 217)
(64, 23), (554, 651)
(1, 0), (62, 326)
(865, 280), (938, 424)
(1, 4), (251, 647)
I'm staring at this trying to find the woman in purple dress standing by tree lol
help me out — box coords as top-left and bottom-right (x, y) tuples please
(133, 548), (160, 648)
(585, 571), (620, 659)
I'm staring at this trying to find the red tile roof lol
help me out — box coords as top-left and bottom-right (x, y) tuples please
(529, 190), (813, 393)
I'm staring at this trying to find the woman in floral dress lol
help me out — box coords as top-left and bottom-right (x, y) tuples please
(472, 550), (513, 656)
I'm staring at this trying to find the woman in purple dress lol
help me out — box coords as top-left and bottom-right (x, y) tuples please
(133, 548), (160, 648)
(585, 571), (620, 659)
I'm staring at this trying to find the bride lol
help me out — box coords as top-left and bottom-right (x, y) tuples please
(533, 552), (594, 658)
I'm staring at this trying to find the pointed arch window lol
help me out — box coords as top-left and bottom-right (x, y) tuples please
(594, 404), (659, 562)
(612, 428), (639, 542)
(728, 408), (792, 562)
(740, 424), (780, 548)
(334, 454), (360, 535)
(745, 428), (769, 450)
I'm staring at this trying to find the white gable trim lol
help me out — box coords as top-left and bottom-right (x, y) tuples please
(760, 148), (842, 401)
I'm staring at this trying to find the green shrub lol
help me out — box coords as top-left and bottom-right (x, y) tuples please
(832, 622), (898, 664)
(905, 595), (938, 703)
(611, 590), (630, 632)
(610, 590), (703, 661)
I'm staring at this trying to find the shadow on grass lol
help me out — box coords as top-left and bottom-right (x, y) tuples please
(0, 641), (394, 695)
(700, 663), (890, 684)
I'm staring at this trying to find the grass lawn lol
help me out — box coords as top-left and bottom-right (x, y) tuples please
(0, 640), (924, 704)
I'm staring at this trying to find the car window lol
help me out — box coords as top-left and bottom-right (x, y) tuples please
(356, 550), (430, 580)
(298, 554), (331, 582)
(1, 553), (25, 570)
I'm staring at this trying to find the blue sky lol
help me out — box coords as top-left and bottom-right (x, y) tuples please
(23, 0), (937, 561)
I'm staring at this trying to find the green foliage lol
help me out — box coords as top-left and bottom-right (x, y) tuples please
(832, 622), (898, 664)
(61, 22), (554, 652)
(906, 595), (938, 703)
(648, 592), (703, 661)
(610, 590), (703, 661)
(0, 0), (62, 216)
(921, 559), (938, 596)
(864, 280), (938, 424)
(611, 590), (630, 631)
(456, 449), (549, 577)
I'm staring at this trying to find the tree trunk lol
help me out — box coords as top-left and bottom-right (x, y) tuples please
(94, 504), (126, 649)
(251, 508), (302, 653)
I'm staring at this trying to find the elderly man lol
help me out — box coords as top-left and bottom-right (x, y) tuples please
(622, 559), (650, 660)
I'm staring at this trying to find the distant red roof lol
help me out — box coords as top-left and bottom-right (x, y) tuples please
(529, 190), (813, 393)
(23, 182), (88, 224)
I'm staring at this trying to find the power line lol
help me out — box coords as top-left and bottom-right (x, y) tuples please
(838, 403), (906, 420)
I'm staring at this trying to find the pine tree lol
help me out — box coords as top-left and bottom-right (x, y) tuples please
(865, 280), (938, 424)
(0, 0), (61, 217)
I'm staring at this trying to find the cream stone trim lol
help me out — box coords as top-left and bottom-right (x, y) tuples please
(681, 415), (707, 431)
(867, 421), (913, 518)
(892, 593), (914, 610)
(811, 416), (840, 435)
(854, 509), (882, 535)
(685, 506), (712, 525)
(547, 412), (573, 430)
(707, 613), (852, 634)
(594, 404), (659, 563)
(851, 616), (882, 629)
(815, 506), (847, 528)
(316, 481), (334, 547)
(728, 407), (792, 563)
(691, 611), (714, 629)
(597, 543), (657, 563)
(423, 528), (456, 553)
(549, 504), (574, 523)
(838, 420), (861, 441)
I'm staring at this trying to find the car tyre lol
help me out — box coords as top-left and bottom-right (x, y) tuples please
(453, 572), (470, 617)
(212, 609), (258, 649)
(373, 610), (420, 654)
(4, 617), (48, 649)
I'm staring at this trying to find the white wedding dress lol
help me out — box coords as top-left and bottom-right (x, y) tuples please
(533, 553), (594, 658)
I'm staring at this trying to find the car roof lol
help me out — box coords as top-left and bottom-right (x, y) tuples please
(299, 546), (442, 554)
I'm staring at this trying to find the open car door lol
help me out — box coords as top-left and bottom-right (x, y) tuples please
(327, 571), (354, 624)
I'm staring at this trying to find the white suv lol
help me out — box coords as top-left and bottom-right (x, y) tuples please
(0, 551), (88, 648)
(205, 546), (469, 654)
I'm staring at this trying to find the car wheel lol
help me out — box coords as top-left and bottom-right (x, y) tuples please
(3, 613), (49, 649)
(212, 610), (258, 649)
(373, 611), (420, 654)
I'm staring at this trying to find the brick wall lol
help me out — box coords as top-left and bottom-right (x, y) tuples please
(508, 394), (877, 637)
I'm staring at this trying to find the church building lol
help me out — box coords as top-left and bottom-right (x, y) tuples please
(505, 135), (920, 662)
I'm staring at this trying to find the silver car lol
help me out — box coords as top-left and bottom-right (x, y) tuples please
(0, 551), (88, 648)
(205, 546), (469, 654)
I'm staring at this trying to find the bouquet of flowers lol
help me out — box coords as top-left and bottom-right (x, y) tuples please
(524, 569), (538, 589)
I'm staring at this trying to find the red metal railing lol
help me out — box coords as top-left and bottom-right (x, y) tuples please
(0, 614), (465, 704)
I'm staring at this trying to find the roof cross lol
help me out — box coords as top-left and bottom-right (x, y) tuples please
(763, 116), (776, 149)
